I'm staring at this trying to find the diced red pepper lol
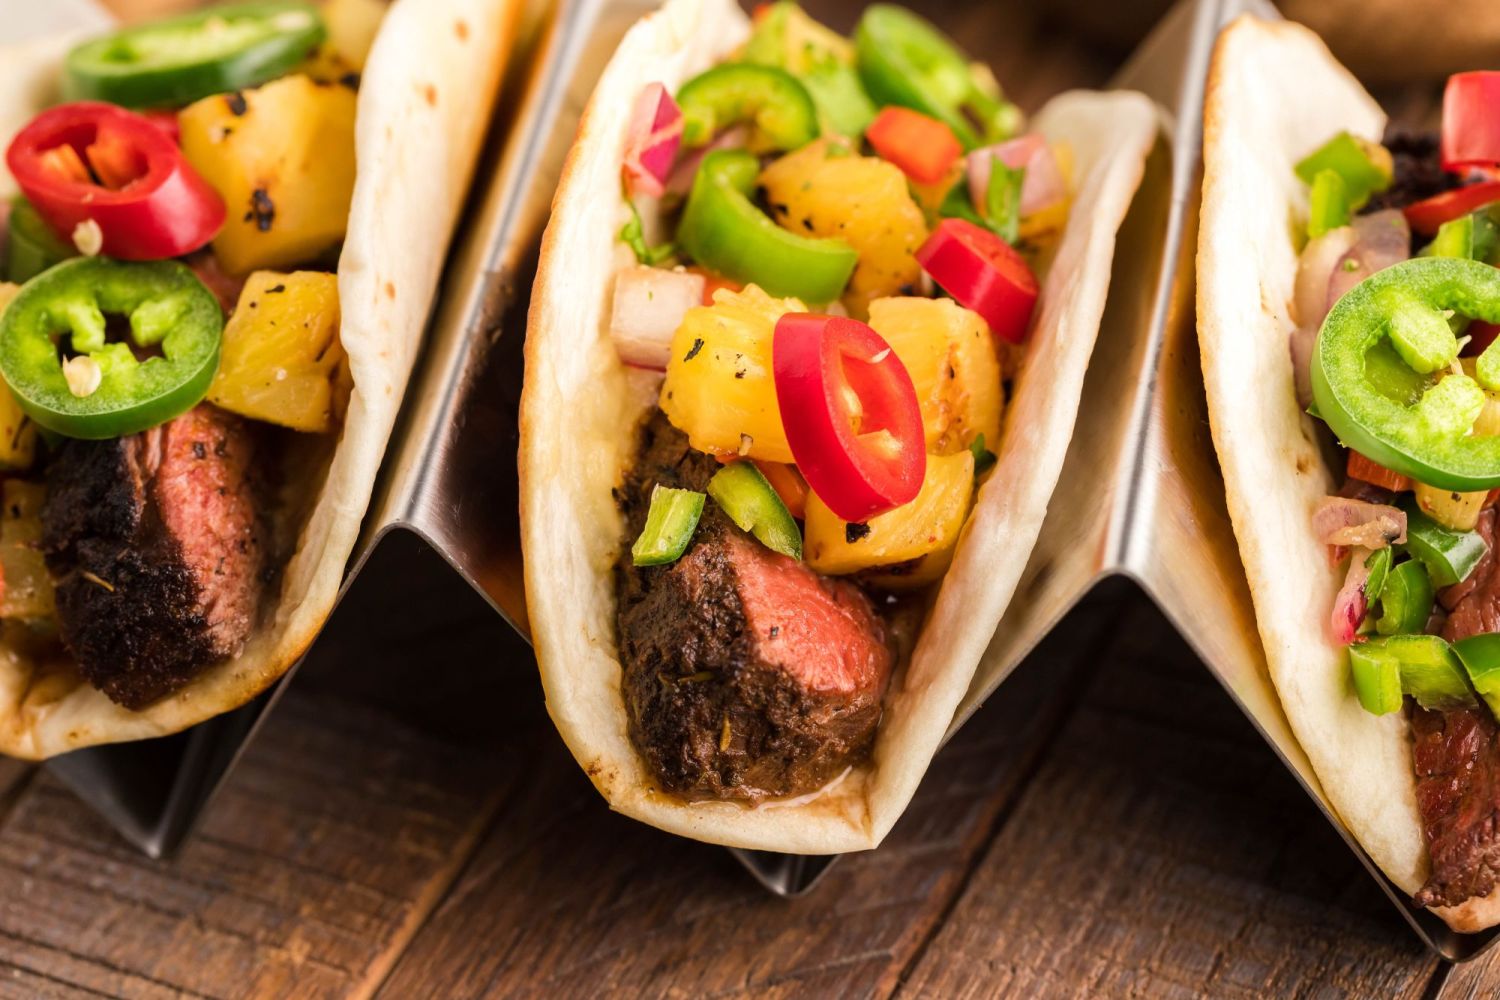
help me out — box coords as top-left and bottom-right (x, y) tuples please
(6, 102), (224, 261)
(915, 218), (1039, 344)
(1347, 450), (1413, 493)
(1403, 180), (1500, 235)
(772, 313), (926, 522)
(752, 460), (809, 520)
(1442, 72), (1500, 172)
(865, 106), (962, 186)
(689, 266), (743, 305)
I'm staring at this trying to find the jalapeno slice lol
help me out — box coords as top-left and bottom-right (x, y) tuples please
(1312, 257), (1500, 491)
(676, 64), (819, 151)
(64, 2), (326, 109)
(0, 258), (222, 439)
(5, 197), (75, 284)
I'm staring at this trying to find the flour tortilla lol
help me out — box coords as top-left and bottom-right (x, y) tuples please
(1198, 15), (1500, 932)
(0, 0), (518, 760)
(520, 0), (1158, 853)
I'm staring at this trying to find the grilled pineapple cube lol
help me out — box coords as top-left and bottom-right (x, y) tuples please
(0, 284), (35, 471)
(209, 271), (345, 433)
(805, 449), (975, 578)
(758, 141), (928, 315)
(180, 74), (357, 275)
(659, 285), (803, 464)
(868, 297), (1001, 456)
(0, 480), (54, 622)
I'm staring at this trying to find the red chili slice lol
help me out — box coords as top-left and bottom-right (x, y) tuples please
(772, 313), (926, 523)
(6, 102), (224, 261)
(915, 217), (1039, 344)
(1402, 180), (1500, 236)
(1442, 72), (1500, 172)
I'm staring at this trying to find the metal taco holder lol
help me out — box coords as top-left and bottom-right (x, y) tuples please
(32, 0), (1499, 961)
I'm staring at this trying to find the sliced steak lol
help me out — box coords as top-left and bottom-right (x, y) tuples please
(1362, 128), (1462, 217)
(616, 412), (894, 802)
(1412, 706), (1500, 908)
(42, 405), (265, 709)
(1440, 508), (1499, 639)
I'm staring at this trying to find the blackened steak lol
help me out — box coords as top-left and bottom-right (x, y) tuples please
(616, 412), (895, 802)
(1362, 128), (1462, 216)
(42, 405), (265, 708)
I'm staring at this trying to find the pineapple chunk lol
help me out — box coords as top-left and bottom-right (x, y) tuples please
(209, 271), (346, 433)
(805, 449), (975, 578)
(758, 141), (928, 315)
(180, 75), (357, 275)
(868, 297), (1001, 456)
(0, 284), (36, 471)
(659, 285), (803, 464)
(0, 480), (54, 622)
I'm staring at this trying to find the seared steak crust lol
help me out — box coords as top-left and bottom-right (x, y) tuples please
(43, 405), (265, 709)
(616, 412), (894, 802)
(1363, 128), (1462, 217)
(1412, 706), (1500, 908)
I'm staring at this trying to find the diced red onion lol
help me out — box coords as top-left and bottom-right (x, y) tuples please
(622, 83), (683, 199)
(1289, 324), (1319, 410)
(1325, 209), (1410, 314)
(1293, 226), (1356, 329)
(1313, 496), (1407, 549)
(1331, 547), (1373, 645)
(665, 125), (749, 197)
(966, 135), (1067, 219)
(610, 265), (705, 369)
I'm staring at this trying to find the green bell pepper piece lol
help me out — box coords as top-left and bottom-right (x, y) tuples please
(631, 485), (706, 566)
(1307, 169), (1350, 240)
(1399, 496), (1489, 588)
(64, 1), (325, 109)
(676, 64), (819, 151)
(676, 149), (856, 303)
(1349, 642), (1403, 715)
(1311, 257), (1500, 492)
(1374, 557), (1434, 635)
(1453, 633), (1500, 716)
(854, 4), (1019, 150)
(707, 460), (802, 560)
(0, 257), (222, 439)
(5, 197), (75, 284)
(740, 2), (876, 138)
(1359, 634), (1478, 712)
(1294, 131), (1392, 209)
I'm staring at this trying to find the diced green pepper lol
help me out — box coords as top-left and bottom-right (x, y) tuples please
(707, 460), (802, 559)
(1311, 257), (1500, 492)
(1307, 168), (1350, 239)
(1399, 496), (1489, 587)
(1374, 558), (1434, 635)
(1349, 642), (1403, 715)
(1364, 545), (1393, 604)
(676, 63), (819, 151)
(1453, 633), (1500, 716)
(1421, 214), (1477, 260)
(5, 197), (75, 284)
(1294, 131), (1393, 209)
(631, 485), (706, 566)
(676, 149), (856, 303)
(739, 2), (877, 138)
(1369, 634), (1478, 711)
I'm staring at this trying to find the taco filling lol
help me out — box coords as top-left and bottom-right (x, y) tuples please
(1291, 72), (1500, 910)
(0, 0), (381, 710)
(605, 2), (1073, 802)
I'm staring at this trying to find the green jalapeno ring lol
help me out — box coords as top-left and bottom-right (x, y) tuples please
(0, 258), (223, 440)
(676, 64), (820, 151)
(64, 1), (326, 109)
(676, 149), (856, 303)
(1311, 257), (1500, 492)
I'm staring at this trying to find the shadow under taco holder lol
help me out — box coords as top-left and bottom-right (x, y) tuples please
(39, 0), (1500, 961)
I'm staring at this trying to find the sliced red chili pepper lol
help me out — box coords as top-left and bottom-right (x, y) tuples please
(6, 102), (224, 261)
(915, 217), (1039, 343)
(1403, 180), (1500, 236)
(1442, 72), (1500, 172)
(1347, 450), (1413, 493)
(1466, 320), (1500, 358)
(772, 313), (925, 522)
(865, 106), (962, 185)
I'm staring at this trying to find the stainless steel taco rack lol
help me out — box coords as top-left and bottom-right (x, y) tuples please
(22, 0), (1500, 962)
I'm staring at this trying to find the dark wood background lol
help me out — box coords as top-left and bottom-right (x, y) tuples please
(5, 0), (1499, 996)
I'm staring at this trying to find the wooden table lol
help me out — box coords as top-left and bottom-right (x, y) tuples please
(8, 0), (1500, 996)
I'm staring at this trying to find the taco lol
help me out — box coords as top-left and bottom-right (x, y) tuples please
(1200, 16), (1500, 931)
(0, 0), (515, 759)
(521, 0), (1156, 851)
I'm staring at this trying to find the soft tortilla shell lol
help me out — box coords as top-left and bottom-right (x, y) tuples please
(520, 0), (1158, 853)
(0, 0), (517, 759)
(1197, 16), (1453, 914)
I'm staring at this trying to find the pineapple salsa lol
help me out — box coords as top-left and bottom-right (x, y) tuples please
(612, 2), (1071, 581)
